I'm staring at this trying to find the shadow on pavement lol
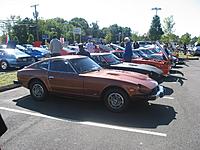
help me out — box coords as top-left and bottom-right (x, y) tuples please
(163, 86), (174, 96)
(14, 95), (177, 129)
(170, 69), (184, 76)
(0, 68), (18, 73)
(164, 75), (187, 86)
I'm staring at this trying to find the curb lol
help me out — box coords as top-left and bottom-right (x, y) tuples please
(0, 84), (21, 92)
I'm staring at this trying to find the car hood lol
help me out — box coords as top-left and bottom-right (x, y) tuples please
(83, 69), (158, 89)
(5, 49), (31, 58)
(111, 62), (163, 74)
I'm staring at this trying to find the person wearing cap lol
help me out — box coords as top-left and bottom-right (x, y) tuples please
(77, 43), (91, 58)
(123, 37), (133, 62)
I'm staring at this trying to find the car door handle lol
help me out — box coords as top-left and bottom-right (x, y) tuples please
(48, 76), (54, 79)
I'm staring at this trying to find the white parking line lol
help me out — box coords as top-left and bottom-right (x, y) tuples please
(0, 107), (167, 137)
(163, 96), (174, 100)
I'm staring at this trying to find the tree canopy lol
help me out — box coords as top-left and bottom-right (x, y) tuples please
(148, 15), (164, 41)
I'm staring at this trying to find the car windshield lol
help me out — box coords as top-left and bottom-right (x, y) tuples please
(149, 54), (164, 60)
(99, 45), (114, 51)
(101, 54), (121, 65)
(69, 57), (102, 74)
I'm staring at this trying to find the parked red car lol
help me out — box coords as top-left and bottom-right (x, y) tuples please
(112, 50), (171, 75)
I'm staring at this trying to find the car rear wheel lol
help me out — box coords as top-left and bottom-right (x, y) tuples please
(104, 88), (129, 112)
(0, 61), (9, 70)
(30, 80), (48, 101)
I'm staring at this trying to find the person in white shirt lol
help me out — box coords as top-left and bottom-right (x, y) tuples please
(49, 35), (63, 57)
(86, 40), (95, 53)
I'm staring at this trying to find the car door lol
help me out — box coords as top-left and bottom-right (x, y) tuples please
(48, 59), (84, 96)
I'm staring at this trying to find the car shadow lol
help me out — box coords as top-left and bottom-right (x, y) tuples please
(170, 69), (184, 76)
(0, 68), (18, 72)
(164, 75), (187, 86)
(14, 95), (177, 129)
(163, 86), (174, 96)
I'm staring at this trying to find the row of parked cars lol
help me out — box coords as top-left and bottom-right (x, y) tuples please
(0, 44), (51, 70)
(14, 42), (183, 112)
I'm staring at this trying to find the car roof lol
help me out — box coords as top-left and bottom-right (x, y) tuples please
(90, 52), (111, 56)
(47, 55), (87, 61)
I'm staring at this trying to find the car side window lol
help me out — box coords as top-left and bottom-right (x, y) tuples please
(92, 56), (100, 63)
(50, 60), (75, 73)
(39, 61), (49, 70)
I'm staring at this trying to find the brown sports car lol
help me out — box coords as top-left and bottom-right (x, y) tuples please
(16, 55), (164, 112)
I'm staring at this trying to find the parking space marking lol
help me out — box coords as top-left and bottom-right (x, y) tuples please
(163, 96), (174, 100)
(0, 106), (167, 137)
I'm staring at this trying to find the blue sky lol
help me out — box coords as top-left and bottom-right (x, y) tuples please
(0, 0), (200, 37)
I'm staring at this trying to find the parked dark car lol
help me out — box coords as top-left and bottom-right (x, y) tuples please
(16, 55), (164, 112)
(0, 48), (35, 70)
(90, 53), (164, 83)
(16, 45), (51, 61)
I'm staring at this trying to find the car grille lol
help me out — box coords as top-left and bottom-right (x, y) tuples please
(17, 57), (33, 62)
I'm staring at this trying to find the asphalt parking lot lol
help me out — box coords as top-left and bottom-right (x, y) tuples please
(0, 60), (200, 150)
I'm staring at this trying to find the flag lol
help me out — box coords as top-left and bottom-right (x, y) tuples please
(6, 34), (10, 44)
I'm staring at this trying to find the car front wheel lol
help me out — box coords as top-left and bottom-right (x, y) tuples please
(104, 88), (129, 112)
(30, 80), (48, 101)
(0, 61), (9, 70)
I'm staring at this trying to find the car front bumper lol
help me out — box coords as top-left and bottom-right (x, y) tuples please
(132, 85), (164, 101)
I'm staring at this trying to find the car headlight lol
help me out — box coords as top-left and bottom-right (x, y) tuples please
(137, 84), (151, 94)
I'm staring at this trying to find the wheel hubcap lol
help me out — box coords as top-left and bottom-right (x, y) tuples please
(32, 84), (44, 98)
(108, 93), (124, 109)
(1, 62), (7, 70)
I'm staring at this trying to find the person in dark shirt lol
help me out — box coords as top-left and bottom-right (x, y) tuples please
(133, 41), (139, 49)
(77, 43), (91, 58)
(123, 37), (133, 62)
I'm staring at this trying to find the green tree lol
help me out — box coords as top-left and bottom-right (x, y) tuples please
(190, 36), (198, 45)
(197, 36), (200, 44)
(12, 17), (35, 44)
(161, 16), (177, 43)
(163, 16), (175, 34)
(105, 32), (112, 43)
(27, 34), (34, 44)
(89, 22), (100, 38)
(148, 15), (164, 41)
(13, 36), (19, 44)
(161, 33), (179, 43)
(0, 34), (6, 44)
(180, 33), (191, 45)
(131, 32), (139, 41)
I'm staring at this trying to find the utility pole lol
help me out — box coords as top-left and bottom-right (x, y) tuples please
(31, 4), (39, 41)
(152, 7), (161, 16)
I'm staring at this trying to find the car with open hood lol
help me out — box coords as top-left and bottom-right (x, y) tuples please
(90, 53), (164, 83)
(112, 50), (171, 76)
(16, 55), (164, 112)
(16, 45), (51, 61)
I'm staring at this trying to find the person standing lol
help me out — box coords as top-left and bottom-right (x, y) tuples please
(86, 40), (95, 53)
(77, 43), (91, 58)
(123, 37), (133, 62)
(49, 35), (63, 57)
(133, 40), (139, 49)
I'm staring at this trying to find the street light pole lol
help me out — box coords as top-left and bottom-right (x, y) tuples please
(31, 4), (39, 41)
(151, 7), (161, 16)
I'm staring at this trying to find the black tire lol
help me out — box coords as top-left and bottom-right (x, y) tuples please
(104, 88), (129, 112)
(30, 80), (48, 101)
(0, 60), (9, 70)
